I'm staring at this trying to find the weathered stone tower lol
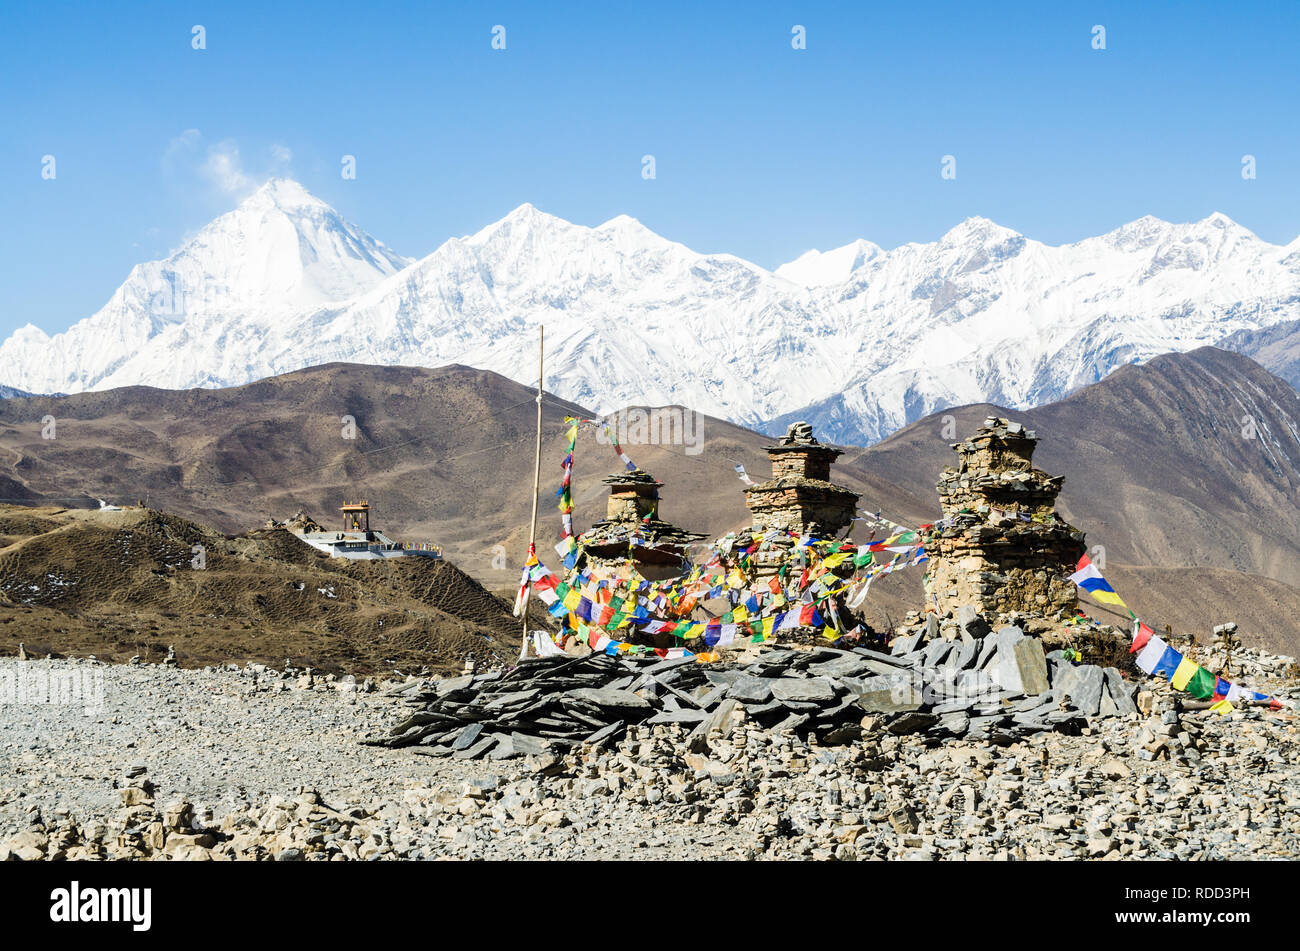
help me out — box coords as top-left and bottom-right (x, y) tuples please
(742, 422), (860, 583)
(744, 422), (859, 537)
(923, 417), (1086, 617)
(578, 469), (706, 581)
(601, 469), (661, 523)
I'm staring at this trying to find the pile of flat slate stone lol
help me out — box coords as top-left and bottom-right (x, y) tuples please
(365, 614), (1140, 760)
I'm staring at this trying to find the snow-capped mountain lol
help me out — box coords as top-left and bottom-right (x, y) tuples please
(3, 180), (1299, 445)
(0, 179), (409, 393)
(774, 239), (882, 287)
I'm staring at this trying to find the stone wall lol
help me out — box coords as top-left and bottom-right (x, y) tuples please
(745, 480), (858, 536)
(770, 450), (833, 482)
(924, 529), (1085, 616)
(606, 490), (655, 523)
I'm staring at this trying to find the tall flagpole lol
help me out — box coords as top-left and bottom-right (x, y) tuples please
(519, 324), (544, 660)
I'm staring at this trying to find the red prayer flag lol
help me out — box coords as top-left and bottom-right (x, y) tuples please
(1130, 620), (1154, 654)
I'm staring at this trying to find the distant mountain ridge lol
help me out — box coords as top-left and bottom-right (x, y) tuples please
(1220, 318), (1300, 394)
(4, 180), (1300, 445)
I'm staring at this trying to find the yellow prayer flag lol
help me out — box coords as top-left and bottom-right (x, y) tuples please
(1089, 589), (1128, 607)
(1209, 699), (1235, 715)
(1170, 657), (1199, 691)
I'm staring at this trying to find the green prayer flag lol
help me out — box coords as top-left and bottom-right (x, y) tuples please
(1186, 666), (1216, 700)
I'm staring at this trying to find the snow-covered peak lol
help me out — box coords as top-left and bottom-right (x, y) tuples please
(938, 216), (1023, 246)
(5, 323), (50, 346)
(596, 212), (663, 242)
(181, 178), (410, 307)
(245, 177), (331, 213)
(1101, 214), (1172, 250)
(0, 179), (410, 394)
(776, 239), (882, 286)
(468, 202), (572, 243)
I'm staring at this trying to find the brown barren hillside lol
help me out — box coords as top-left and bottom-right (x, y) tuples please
(0, 361), (929, 591)
(0, 505), (528, 674)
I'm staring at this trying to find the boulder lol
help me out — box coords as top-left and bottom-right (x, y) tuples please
(1056, 664), (1105, 717)
(1103, 667), (1138, 716)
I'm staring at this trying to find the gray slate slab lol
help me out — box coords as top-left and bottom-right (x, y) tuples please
(450, 722), (485, 750)
(453, 735), (498, 760)
(769, 677), (837, 703)
(1056, 664), (1105, 717)
(647, 709), (709, 725)
(1013, 638), (1051, 696)
(1103, 667), (1138, 716)
(728, 676), (774, 704)
(990, 625), (1027, 693)
(890, 633), (922, 656)
(564, 687), (653, 712)
(887, 712), (939, 735)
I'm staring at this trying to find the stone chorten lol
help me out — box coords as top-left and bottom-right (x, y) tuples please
(743, 422), (860, 537)
(923, 416), (1086, 617)
(578, 469), (706, 581)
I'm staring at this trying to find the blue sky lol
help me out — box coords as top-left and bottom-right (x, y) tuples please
(2, 0), (1298, 338)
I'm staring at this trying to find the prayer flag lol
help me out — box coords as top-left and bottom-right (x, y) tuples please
(798, 602), (821, 627)
(1151, 644), (1182, 679)
(1170, 658), (1199, 691)
(1069, 554), (1128, 607)
(1185, 666), (1216, 700)
(1130, 619), (1154, 654)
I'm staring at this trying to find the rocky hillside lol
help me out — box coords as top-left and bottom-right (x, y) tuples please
(852, 347), (1300, 587)
(0, 361), (926, 590)
(1, 652), (1296, 861)
(0, 505), (525, 674)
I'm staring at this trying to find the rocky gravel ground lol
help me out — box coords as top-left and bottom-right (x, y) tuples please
(2, 656), (1298, 861)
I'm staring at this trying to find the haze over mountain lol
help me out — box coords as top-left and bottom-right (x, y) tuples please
(0, 348), (1297, 651)
(3, 180), (1300, 446)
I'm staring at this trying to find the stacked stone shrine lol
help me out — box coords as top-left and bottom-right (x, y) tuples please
(577, 469), (706, 582)
(743, 422), (861, 580)
(923, 416), (1086, 617)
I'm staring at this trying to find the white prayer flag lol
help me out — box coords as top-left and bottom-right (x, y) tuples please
(1135, 635), (1169, 674)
